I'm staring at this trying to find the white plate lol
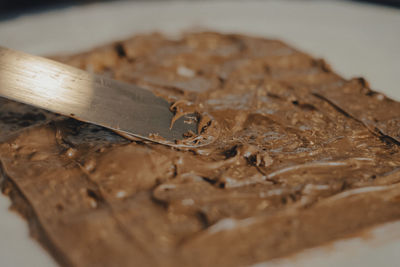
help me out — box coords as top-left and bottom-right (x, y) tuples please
(0, 1), (399, 266)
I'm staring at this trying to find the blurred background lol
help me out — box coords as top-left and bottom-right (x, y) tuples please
(0, 0), (399, 93)
(0, 0), (399, 19)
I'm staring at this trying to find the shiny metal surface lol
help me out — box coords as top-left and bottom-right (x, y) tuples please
(0, 46), (197, 143)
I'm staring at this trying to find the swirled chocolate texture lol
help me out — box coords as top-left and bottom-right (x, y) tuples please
(1, 32), (400, 267)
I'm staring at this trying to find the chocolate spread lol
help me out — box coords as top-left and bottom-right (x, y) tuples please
(1, 32), (400, 267)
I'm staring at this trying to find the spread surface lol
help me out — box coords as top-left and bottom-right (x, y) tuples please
(1, 32), (400, 267)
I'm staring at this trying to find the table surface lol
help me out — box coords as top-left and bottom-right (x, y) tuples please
(0, 1), (399, 266)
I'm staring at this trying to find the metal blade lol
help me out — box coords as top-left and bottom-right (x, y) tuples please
(0, 46), (198, 143)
